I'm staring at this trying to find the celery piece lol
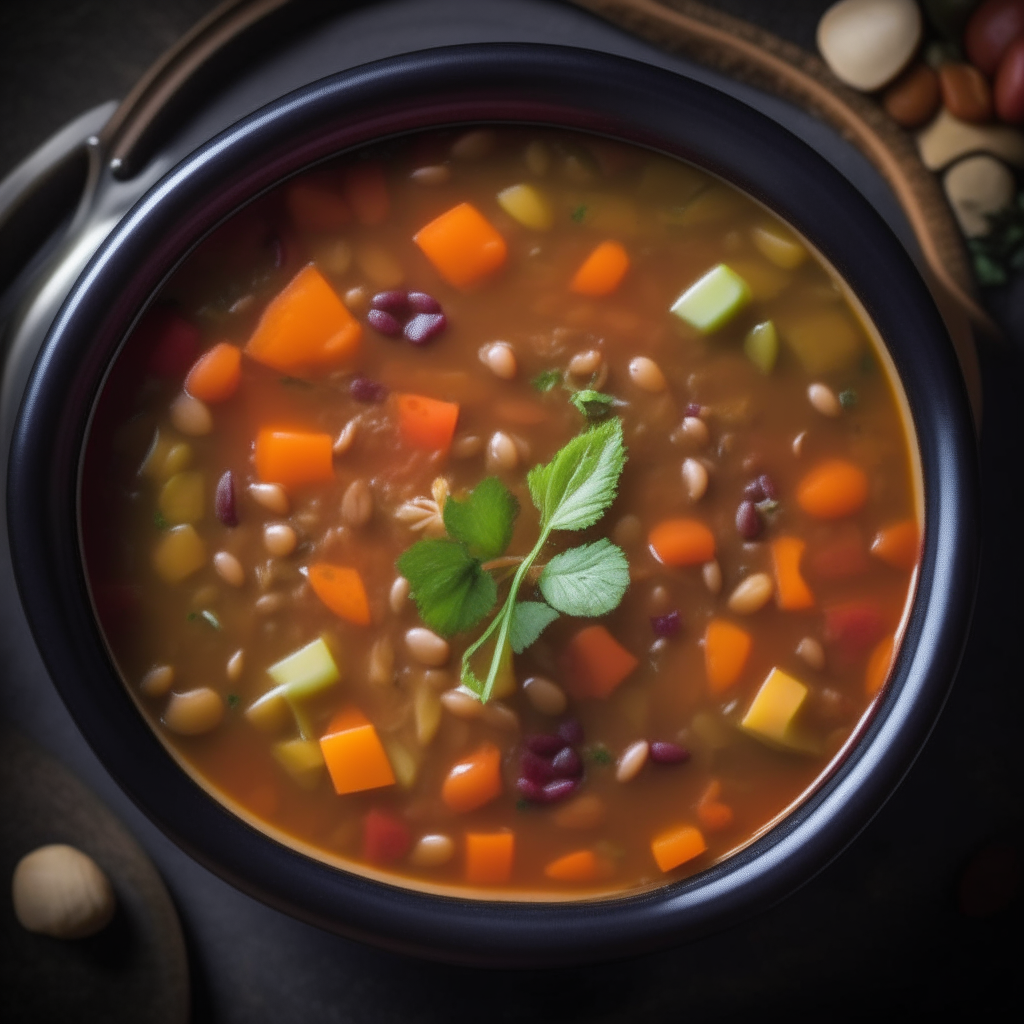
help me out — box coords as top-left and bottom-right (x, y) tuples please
(744, 320), (779, 373)
(670, 264), (751, 333)
(267, 636), (341, 701)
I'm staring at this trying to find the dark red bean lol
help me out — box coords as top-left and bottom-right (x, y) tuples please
(684, 402), (703, 417)
(366, 309), (402, 336)
(539, 779), (578, 803)
(404, 312), (446, 345)
(651, 610), (681, 637)
(995, 36), (1024, 123)
(407, 291), (442, 314)
(515, 777), (544, 801)
(551, 746), (583, 778)
(215, 470), (237, 527)
(557, 718), (584, 745)
(743, 474), (777, 502)
(349, 376), (388, 403)
(370, 290), (410, 316)
(520, 749), (556, 784)
(525, 734), (563, 756)
(649, 741), (691, 765)
(736, 500), (762, 540)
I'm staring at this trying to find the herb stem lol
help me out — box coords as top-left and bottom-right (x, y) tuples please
(479, 555), (525, 572)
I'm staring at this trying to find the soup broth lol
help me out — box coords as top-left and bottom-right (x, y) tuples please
(82, 127), (920, 897)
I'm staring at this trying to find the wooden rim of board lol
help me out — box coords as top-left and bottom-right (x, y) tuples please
(570, 0), (986, 426)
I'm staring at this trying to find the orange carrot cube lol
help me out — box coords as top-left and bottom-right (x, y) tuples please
(414, 202), (507, 288)
(570, 240), (630, 296)
(771, 536), (815, 610)
(441, 742), (503, 813)
(651, 825), (707, 873)
(543, 849), (602, 883)
(184, 342), (242, 403)
(395, 393), (459, 451)
(704, 618), (752, 694)
(254, 428), (334, 489)
(320, 711), (395, 795)
(648, 518), (716, 567)
(307, 563), (371, 626)
(560, 625), (638, 700)
(870, 519), (920, 570)
(796, 459), (869, 519)
(465, 831), (515, 885)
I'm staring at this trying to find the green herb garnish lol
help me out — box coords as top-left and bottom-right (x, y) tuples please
(153, 510), (169, 530)
(226, 693), (240, 708)
(532, 368), (563, 392)
(398, 419), (629, 703)
(570, 389), (616, 420)
(838, 388), (858, 409)
(570, 204), (588, 224)
(586, 744), (613, 766)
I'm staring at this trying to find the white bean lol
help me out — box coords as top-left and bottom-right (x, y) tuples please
(368, 638), (395, 687)
(792, 431), (807, 457)
(485, 431), (519, 473)
(682, 458), (709, 502)
(675, 415), (710, 447)
(479, 342), (517, 380)
(568, 349), (602, 376)
(263, 523), (297, 557)
(341, 478), (373, 527)
(410, 834), (455, 867)
(390, 576), (410, 614)
(628, 356), (667, 393)
(440, 688), (483, 719)
(808, 382), (841, 417)
(702, 559), (723, 595)
(410, 165), (451, 186)
(227, 649), (245, 682)
(523, 676), (568, 716)
(169, 394), (212, 436)
(405, 627), (449, 667)
(213, 551), (244, 587)
(727, 572), (775, 614)
(615, 740), (650, 783)
(163, 688), (224, 736)
(249, 483), (289, 515)
(140, 665), (174, 698)
(481, 701), (520, 732)
(796, 637), (826, 670)
(333, 418), (359, 456)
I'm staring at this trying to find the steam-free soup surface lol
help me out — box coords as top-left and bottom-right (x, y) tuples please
(83, 127), (920, 897)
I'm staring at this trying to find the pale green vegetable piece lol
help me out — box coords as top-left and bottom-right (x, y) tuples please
(743, 320), (779, 373)
(152, 524), (205, 583)
(496, 183), (553, 231)
(267, 636), (341, 700)
(670, 264), (752, 333)
(272, 738), (325, 789)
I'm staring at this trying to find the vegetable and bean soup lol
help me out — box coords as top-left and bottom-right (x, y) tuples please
(82, 127), (921, 898)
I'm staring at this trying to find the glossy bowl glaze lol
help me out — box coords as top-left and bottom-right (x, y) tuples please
(7, 44), (978, 965)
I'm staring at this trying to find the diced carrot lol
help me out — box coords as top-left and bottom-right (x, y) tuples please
(184, 343), (242, 403)
(144, 310), (201, 379)
(865, 634), (896, 697)
(286, 181), (352, 232)
(697, 779), (734, 832)
(413, 202), (507, 288)
(244, 265), (362, 375)
(824, 600), (885, 662)
(465, 831), (515, 885)
(570, 240), (630, 296)
(307, 563), (371, 626)
(771, 536), (815, 610)
(651, 824), (707, 873)
(395, 393), (459, 451)
(871, 519), (920, 570)
(544, 849), (603, 883)
(320, 714), (396, 795)
(648, 518), (716, 567)
(344, 163), (389, 226)
(796, 459), (869, 519)
(559, 625), (638, 700)
(441, 742), (503, 813)
(703, 618), (752, 694)
(806, 525), (869, 581)
(362, 809), (411, 865)
(254, 428), (334, 489)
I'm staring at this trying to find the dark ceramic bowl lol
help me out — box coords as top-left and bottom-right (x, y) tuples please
(7, 44), (978, 966)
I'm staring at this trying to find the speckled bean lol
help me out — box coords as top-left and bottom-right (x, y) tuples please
(405, 627), (449, 667)
(615, 740), (649, 783)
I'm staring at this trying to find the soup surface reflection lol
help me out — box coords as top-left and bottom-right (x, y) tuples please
(83, 127), (920, 897)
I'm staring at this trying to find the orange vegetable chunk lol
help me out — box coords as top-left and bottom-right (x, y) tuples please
(865, 634), (896, 697)
(413, 202), (507, 288)
(648, 518), (716, 567)
(704, 618), (752, 694)
(442, 742), (503, 813)
(544, 849), (602, 883)
(320, 712), (395, 795)
(871, 519), (920, 570)
(560, 625), (638, 700)
(570, 240), (630, 296)
(465, 831), (515, 885)
(796, 459), (869, 519)
(696, 779), (734, 832)
(771, 536), (815, 610)
(651, 825), (707, 873)
(254, 428), (333, 489)
(344, 163), (390, 225)
(396, 393), (460, 451)
(244, 265), (362, 375)
(308, 563), (371, 626)
(184, 342), (242, 403)
(286, 181), (352, 232)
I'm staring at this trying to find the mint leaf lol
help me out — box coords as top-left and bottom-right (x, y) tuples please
(539, 539), (629, 616)
(527, 418), (626, 533)
(570, 389), (616, 419)
(509, 601), (559, 654)
(443, 477), (518, 561)
(397, 539), (496, 637)
(532, 369), (562, 392)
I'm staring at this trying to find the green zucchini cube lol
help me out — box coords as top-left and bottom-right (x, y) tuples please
(670, 263), (751, 333)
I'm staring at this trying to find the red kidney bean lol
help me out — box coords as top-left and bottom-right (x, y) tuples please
(366, 309), (402, 336)
(744, 474), (777, 502)
(736, 500), (762, 540)
(557, 718), (584, 745)
(349, 376), (388, 403)
(551, 746), (583, 778)
(520, 749), (556, 784)
(965, 0), (1024, 77)
(215, 470), (237, 527)
(525, 734), (563, 756)
(515, 777), (544, 801)
(651, 610), (681, 637)
(370, 290), (410, 316)
(995, 36), (1024, 122)
(404, 312), (447, 344)
(408, 291), (442, 314)
(684, 402), (703, 417)
(539, 778), (578, 802)
(649, 741), (691, 765)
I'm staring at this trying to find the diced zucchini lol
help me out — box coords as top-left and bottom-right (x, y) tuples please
(272, 738), (325, 790)
(751, 223), (807, 269)
(383, 738), (420, 790)
(267, 636), (341, 700)
(740, 667), (809, 750)
(670, 264), (751, 333)
(496, 184), (553, 231)
(744, 320), (779, 373)
(159, 471), (205, 525)
(152, 524), (206, 583)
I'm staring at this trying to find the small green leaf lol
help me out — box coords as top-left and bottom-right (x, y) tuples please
(153, 510), (169, 530)
(570, 389), (616, 419)
(586, 744), (613, 765)
(226, 693), (240, 708)
(527, 418), (627, 533)
(397, 539), (497, 637)
(539, 539), (629, 617)
(509, 601), (559, 654)
(532, 368), (562, 392)
(570, 204), (588, 224)
(838, 388), (857, 409)
(442, 477), (519, 561)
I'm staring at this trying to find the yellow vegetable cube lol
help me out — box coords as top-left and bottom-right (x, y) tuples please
(751, 223), (807, 269)
(140, 430), (193, 480)
(272, 738), (325, 790)
(244, 691), (292, 734)
(152, 524), (206, 583)
(159, 471), (205, 524)
(496, 183), (553, 231)
(778, 307), (863, 375)
(741, 667), (808, 746)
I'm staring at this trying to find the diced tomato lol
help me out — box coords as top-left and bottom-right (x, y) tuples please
(362, 809), (412, 865)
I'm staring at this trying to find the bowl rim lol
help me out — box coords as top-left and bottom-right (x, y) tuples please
(7, 43), (978, 966)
